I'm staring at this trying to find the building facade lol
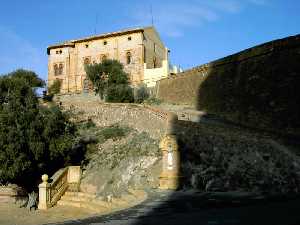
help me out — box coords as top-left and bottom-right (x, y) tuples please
(47, 26), (172, 93)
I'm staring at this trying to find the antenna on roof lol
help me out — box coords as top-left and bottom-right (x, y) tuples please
(150, 4), (154, 26)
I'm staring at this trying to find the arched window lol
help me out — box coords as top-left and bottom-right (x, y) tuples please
(58, 63), (64, 75)
(153, 57), (157, 68)
(126, 52), (132, 64)
(54, 64), (59, 76)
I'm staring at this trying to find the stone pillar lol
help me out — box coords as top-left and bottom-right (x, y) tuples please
(67, 166), (81, 184)
(38, 174), (50, 210)
(159, 113), (181, 190)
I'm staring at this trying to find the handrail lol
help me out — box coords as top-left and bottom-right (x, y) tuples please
(49, 167), (69, 206)
(38, 166), (81, 210)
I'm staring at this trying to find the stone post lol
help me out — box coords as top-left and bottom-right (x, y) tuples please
(159, 113), (181, 190)
(67, 166), (81, 184)
(38, 174), (50, 210)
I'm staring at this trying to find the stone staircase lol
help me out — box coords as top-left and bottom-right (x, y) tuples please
(38, 166), (147, 212)
(57, 191), (111, 213)
(56, 188), (147, 213)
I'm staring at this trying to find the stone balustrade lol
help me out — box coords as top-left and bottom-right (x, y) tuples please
(38, 166), (81, 210)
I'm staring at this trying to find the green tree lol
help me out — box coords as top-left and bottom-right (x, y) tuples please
(0, 70), (81, 190)
(85, 59), (134, 102)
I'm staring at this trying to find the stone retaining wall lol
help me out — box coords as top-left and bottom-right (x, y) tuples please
(156, 34), (300, 136)
(61, 98), (168, 139)
(0, 185), (27, 203)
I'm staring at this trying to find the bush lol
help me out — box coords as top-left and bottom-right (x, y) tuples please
(106, 84), (134, 103)
(98, 125), (132, 141)
(144, 97), (162, 105)
(135, 85), (149, 103)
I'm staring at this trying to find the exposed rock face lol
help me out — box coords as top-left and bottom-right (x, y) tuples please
(80, 130), (161, 197)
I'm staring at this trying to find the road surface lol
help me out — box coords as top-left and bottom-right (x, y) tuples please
(47, 190), (300, 225)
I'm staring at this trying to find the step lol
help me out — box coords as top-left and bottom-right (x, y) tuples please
(64, 191), (97, 199)
(57, 199), (110, 213)
(60, 194), (94, 202)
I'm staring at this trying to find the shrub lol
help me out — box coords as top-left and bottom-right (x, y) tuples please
(106, 84), (134, 103)
(135, 85), (149, 103)
(144, 97), (162, 105)
(98, 125), (132, 141)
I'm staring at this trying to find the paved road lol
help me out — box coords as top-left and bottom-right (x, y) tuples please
(47, 190), (300, 225)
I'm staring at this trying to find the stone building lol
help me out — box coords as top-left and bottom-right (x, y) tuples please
(47, 26), (175, 93)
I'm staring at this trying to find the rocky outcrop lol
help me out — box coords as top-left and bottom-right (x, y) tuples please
(80, 129), (161, 198)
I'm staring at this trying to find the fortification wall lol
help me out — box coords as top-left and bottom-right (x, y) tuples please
(156, 34), (300, 136)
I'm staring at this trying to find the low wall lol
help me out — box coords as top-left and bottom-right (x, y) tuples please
(0, 185), (27, 203)
(156, 34), (300, 136)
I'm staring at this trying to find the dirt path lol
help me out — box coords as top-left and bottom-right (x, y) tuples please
(0, 203), (94, 225)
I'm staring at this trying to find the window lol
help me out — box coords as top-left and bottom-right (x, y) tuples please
(126, 52), (132, 64)
(58, 63), (64, 75)
(56, 50), (62, 54)
(54, 63), (63, 75)
(153, 57), (157, 68)
(85, 44), (89, 48)
(84, 57), (91, 65)
(54, 64), (59, 76)
(103, 40), (107, 45)
(128, 36), (132, 41)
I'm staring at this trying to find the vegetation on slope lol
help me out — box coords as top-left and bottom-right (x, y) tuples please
(0, 70), (85, 190)
(175, 120), (300, 194)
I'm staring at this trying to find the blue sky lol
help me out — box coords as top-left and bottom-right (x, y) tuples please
(0, 0), (299, 81)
